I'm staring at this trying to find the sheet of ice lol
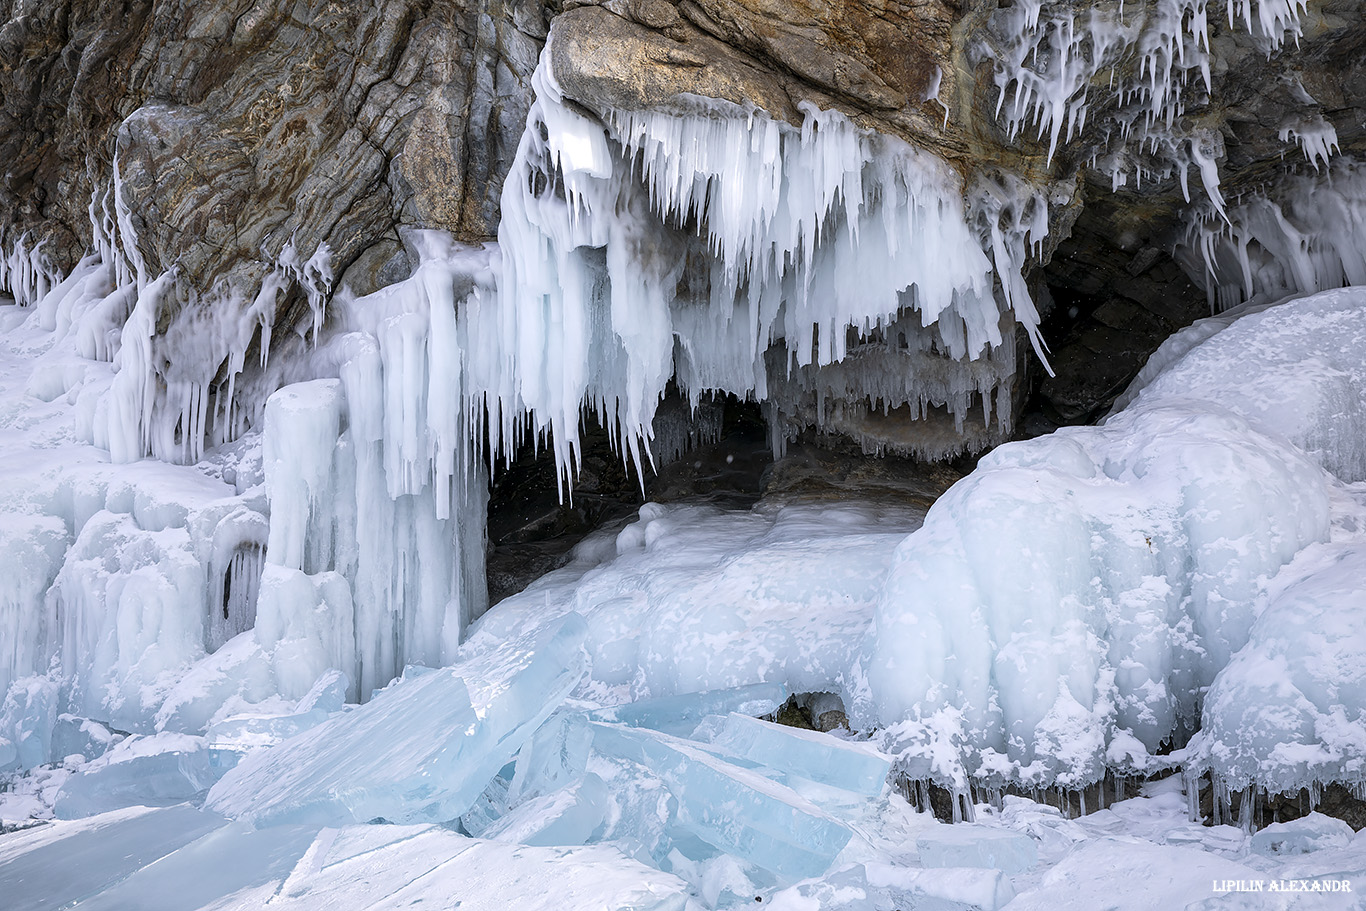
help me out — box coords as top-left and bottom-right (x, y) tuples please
(767, 862), (1015, 911)
(506, 710), (593, 803)
(707, 712), (891, 797)
(72, 821), (323, 911)
(591, 721), (853, 882)
(53, 731), (234, 819)
(0, 804), (226, 910)
(195, 825), (693, 911)
(1002, 837), (1263, 911)
(914, 823), (1038, 874)
(205, 614), (588, 826)
(481, 772), (610, 847)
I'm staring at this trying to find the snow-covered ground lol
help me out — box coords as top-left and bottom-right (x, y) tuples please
(2, 262), (1366, 907)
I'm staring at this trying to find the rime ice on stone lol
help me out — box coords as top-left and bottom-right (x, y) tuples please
(205, 614), (588, 827)
(985, 0), (1305, 209)
(1178, 161), (1366, 310)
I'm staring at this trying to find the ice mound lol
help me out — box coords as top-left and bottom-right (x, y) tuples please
(463, 500), (923, 701)
(858, 286), (1366, 792)
(861, 401), (1330, 788)
(1189, 544), (1366, 796)
(1117, 286), (1366, 482)
(205, 614), (588, 826)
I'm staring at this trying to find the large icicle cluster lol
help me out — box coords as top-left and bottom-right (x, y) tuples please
(1177, 159), (1366, 309)
(986, 0), (1309, 207)
(482, 42), (1053, 481)
(0, 200), (489, 768)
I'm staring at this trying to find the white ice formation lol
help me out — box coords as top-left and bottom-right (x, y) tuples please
(1177, 160), (1366, 309)
(5, 11), (1366, 906)
(482, 41), (1054, 476)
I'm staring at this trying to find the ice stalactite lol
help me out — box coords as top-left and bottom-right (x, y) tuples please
(251, 239), (492, 703)
(480, 41), (1055, 486)
(986, 0), (1307, 212)
(1176, 159), (1366, 309)
(0, 234), (61, 308)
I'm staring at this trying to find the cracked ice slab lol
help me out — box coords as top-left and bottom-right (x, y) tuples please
(206, 614), (589, 827)
(708, 712), (892, 796)
(590, 721), (853, 882)
(591, 682), (789, 737)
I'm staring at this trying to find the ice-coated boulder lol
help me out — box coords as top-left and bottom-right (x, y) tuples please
(916, 823), (1039, 874)
(1251, 813), (1356, 857)
(206, 614), (589, 826)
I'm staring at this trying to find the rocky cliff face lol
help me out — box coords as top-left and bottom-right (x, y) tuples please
(0, 0), (544, 295)
(2, 0), (1363, 455)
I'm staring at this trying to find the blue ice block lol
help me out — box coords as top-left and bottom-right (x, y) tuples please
(709, 712), (891, 796)
(508, 711), (593, 802)
(591, 722), (851, 882)
(206, 614), (589, 827)
(592, 683), (789, 737)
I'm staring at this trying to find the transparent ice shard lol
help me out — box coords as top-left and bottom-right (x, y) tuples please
(205, 614), (588, 826)
(708, 712), (891, 796)
(590, 722), (852, 882)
